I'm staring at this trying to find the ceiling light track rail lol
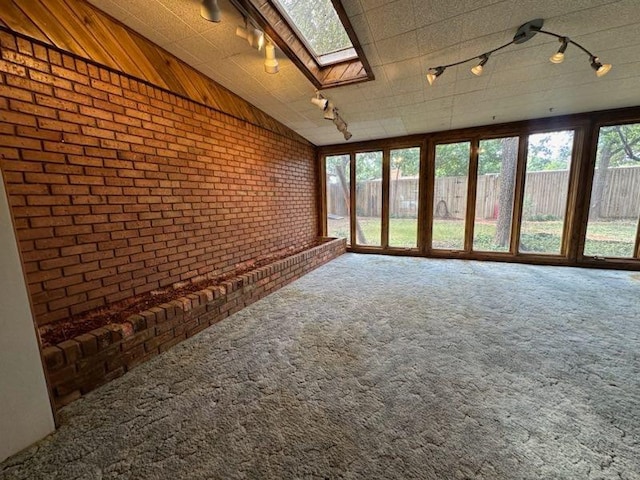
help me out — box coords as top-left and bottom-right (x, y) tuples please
(426, 18), (612, 85)
(200, 0), (279, 74)
(312, 91), (352, 141)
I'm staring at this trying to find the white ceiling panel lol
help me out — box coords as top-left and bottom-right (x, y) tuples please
(367, 0), (416, 42)
(88, 0), (640, 146)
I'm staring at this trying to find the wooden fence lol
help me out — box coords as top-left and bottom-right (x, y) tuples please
(327, 166), (640, 220)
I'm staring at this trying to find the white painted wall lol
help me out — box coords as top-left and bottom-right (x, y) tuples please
(0, 170), (55, 462)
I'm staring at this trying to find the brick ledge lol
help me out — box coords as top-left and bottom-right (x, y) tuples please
(42, 237), (346, 409)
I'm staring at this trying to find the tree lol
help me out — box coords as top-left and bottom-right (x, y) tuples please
(326, 155), (367, 243)
(276, 0), (352, 55)
(526, 131), (572, 172)
(590, 124), (640, 219)
(435, 143), (470, 177)
(494, 138), (518, 246)
(354, 151), (382, 180)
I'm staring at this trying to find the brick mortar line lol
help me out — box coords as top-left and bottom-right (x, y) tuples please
(0, 26), (313, 146)
(42, 238), (346, 408)
(0, 28), (319, 325)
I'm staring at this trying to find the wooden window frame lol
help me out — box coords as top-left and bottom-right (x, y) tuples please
(515, 127), (582, 259)
(318, 106), (640, 271)
(430, 139), (474, 255)
(576, 117), (640, 264)
(234, 0), (374, 89)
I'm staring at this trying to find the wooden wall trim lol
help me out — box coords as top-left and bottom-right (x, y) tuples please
(510, 136), (529, 255)
(381, 149), (390, 249)
(465, 139), (479, 252)
(1, 0), (312, 146)
(349, 152), (356, 246)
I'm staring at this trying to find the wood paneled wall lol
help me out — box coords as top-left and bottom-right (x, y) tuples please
(0, 0), (310, 144)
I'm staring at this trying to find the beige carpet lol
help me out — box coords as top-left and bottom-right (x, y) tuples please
(1, 254), (639, 479)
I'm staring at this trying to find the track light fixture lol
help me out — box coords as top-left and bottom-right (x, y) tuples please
(590, 56), (612, 77)
(471, 54), (489, 76)
(332, 109), (352, 141)
(311, 91), (329, 110)
(426, 66), (445, 86)
(323, 102), (336, 120)
(236, 18), (264, 50)
(550, 37), (568, 64)
(200, 0), (221, 22)
(310, 92), (351, 140)
(264, 42), (279, 74)
(201, 0), (278, 75)
(426, 18), (611, 86)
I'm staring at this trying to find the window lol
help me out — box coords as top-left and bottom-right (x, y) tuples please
(325, 155), (351, 244)
(271, 0), (356, 66)
(584, 123), (640, 258)
(389, 147), (420, 248)
(432, 142), (470, 250)
(519, 131), (575, 255)
(355, 151), (382, 246)
(239, 0), (373, 88)
(473, 137), (519, 252)
(319, 108), (640, 270)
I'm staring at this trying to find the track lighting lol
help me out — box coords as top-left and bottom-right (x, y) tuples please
(426, 67), (445, 86)
(236, 19), (264, 50)
(550, 37), (568, 64)
(333, 116), (346, 131)
(200, 0), (221, 22)
(471, 54), (489, 76)
(426, 18), (611, 86)
(310, 92), (352, 140)
(311, 91), (329, 110)
(204, 0), (277, 74)
(264, 42), (279, 74)
(323, 102), (336, 120)
(332, 110), (352, 141)
(590, 56), (612, 77)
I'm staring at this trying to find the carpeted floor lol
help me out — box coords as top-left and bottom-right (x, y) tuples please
(2, 254), (639, 479)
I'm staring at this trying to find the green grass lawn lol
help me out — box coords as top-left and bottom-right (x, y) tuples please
(328, 216), (637, 257)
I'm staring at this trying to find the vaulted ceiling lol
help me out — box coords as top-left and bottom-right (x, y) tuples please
(89, 0), (639, 146)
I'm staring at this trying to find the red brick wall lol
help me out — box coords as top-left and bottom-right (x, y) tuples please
(0, 31), (318, 327)
(42, 238), (346, 408)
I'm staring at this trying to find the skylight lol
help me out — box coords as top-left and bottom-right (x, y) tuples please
(271, 0), (357, 65)
(238, 0), (373, 87)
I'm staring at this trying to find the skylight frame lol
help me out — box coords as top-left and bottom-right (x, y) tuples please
(270, 0), (358, 66)
(234, 0), (374, 89)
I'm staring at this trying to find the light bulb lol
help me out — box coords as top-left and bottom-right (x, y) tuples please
(549, 52), (565, 64)
(264, 43), (279, 74)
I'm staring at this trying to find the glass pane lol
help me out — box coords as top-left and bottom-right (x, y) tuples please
(272, 0), (354, 57)
(519, 131), (574, 254)
(389, 147), (420, 248)
(473, 137), (519, 252)
(325, 155), (350, 244)
(432, 142), (470, 250)
(584, 123), (640, 258)
(355, 151), (382, 246)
